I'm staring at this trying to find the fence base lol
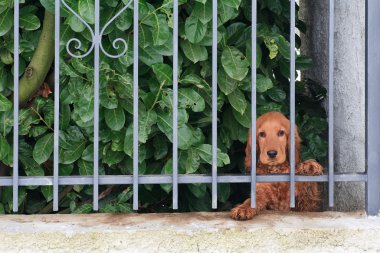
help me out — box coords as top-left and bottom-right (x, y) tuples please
(0, 211), (379, 253)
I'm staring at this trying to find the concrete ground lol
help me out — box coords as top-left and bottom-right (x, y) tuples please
(0, 211), (379, 253)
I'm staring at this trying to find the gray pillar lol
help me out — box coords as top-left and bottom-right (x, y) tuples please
(300, 0), (365, 210)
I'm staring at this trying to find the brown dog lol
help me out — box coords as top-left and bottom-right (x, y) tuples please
(230, 112), (324, 220)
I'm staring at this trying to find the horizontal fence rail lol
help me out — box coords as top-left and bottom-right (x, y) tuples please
(4, 0), (376, 214)
(0, 174), (368, 186)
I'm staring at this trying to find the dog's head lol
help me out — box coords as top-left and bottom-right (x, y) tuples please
(245, 111), (301, 169)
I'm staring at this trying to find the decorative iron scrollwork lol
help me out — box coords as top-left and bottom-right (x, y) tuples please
(62, 0), (132, 59)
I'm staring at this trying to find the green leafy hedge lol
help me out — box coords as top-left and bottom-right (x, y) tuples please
(0, 0), (327, 214)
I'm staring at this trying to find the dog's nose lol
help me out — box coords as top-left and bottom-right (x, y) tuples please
(267, 150), (278, 158)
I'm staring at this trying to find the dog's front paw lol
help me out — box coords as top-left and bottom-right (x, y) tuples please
(230, 205), (257, 220)
(297, 160), (324, 175)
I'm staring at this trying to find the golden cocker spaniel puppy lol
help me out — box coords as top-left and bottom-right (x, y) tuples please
(231, 111), (324, 220)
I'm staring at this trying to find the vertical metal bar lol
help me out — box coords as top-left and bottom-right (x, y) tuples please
(289, 0), (296, 208)
(366, 0), (380, 215)
(133, 0), (139, 210)
(53, 0), (61, 212)
(93, 0), (100, 211)
(211, 0), (218, 209)
(12, 0), (19, 213)
(250, 0), (257, 209)
(328, 0), (335, 208)
(172, 0), (179, 210)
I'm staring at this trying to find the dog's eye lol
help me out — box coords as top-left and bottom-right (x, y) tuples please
(278, 130), (285, 137)
(259, 132), (266, 138)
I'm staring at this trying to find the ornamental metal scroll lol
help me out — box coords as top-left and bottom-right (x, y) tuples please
(61, 0), (133, 59)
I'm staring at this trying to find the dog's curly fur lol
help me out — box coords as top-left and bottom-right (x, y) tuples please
(230, 112), (324, 220)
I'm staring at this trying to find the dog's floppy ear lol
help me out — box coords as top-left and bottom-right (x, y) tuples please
(244, 128), (252, 171)
(245, 116), (265, 171)
(287, 124), (301, 165)
(245, 126), (261, 172)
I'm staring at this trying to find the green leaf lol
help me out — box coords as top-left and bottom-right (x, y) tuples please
(157, 112), (193, 150)
(257, 74), (273, 93)
(102, 148), (124, 167)
(153, 135), (168, 160)
(185, 148), (200, 174)
(82, 144), (93, 162)
(78, 0), (95, 24)
(20, 14), (40, 31)
(30, 126), (48, 138)
(123, 125), (134, 158)
(273, 35), (290, 59)
(227, 89), (247, 115)
(265, 0), (282, 15)
(150, 13), (170, 46)
(178, 88), (205, 112)
(111, 130), (125, 152)
(117, 189), (133, 203)
(0, 93), (12, 111)
(180, 74), (210, 90)
(139, 107), (157, 143)
(105, 106), (125, 131)
(73, 203), (93, 214)
(296, 55), (313, 70)
(114, 74), (133, 100)
(232, 104), (251, 128)
(152, 63), (173, 86)
(195, 144), (230, 167)
(59, 104), (71, 130)
(78, 159), (93, 175)
(59, 131), (86, 165)
(68, 15), (85, 33)
(42, 99), (54, 127)
(267, 87), (286, 102)
(227, 22), (247, 44)
(0, 49), (13, 65)
(221, 46), (249, 81)
(220, 0), (241, 9)
(39, 0), (55, 14)
(23, 162), (44, 176)
(115, 9), (132, 31)
(218, 1), (238, 24)
(217, 68), (238, 95)
(0, 8), (12, 36)
(188, 183), (206, 198)
(33, 133), (54, 164)
(60, 164), (74, 176)
(185, 15), (207, 43)
(139, 46), (163, 66)
(264, 38), (279, 59)
(0, 67), (10, 92)
(0, 134), (11, 162)
(75, 96), (94, 122)
(139, 24), (153, 48)
(180, 39), (208, 63)
(41, 186), (53, 202)
(257, 102), (282, 115)
(192, 0), (212, 24)
(177, 125), (194, 150)
(0, 110), (13, 137)
(246, 40), (262, 68)
(160, 159), (173, 193)
(217, 183), (230, 202)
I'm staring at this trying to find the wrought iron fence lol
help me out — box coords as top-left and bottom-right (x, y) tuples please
(3, 0), (379, 214)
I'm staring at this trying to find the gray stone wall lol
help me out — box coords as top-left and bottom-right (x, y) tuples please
(299, 0), (366, 210)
